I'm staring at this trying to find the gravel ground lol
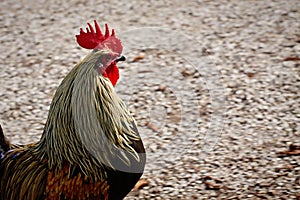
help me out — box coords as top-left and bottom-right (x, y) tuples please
(1, 0), (300, 199)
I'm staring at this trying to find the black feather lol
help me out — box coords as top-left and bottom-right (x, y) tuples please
(0, 125), (10, 156)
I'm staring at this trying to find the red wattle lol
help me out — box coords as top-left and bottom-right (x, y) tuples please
(104, 63), (119, 86)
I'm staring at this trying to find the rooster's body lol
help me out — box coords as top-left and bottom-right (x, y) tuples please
(0, 21), (146, 200)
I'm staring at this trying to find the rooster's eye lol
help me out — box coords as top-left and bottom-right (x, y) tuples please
(105, 55), (111, 62)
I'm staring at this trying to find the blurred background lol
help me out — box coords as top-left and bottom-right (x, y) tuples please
(0, 0), (299, 199)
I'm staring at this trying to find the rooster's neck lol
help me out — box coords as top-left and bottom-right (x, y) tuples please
(34, 53), (142, 179)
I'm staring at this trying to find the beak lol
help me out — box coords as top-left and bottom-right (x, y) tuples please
(116, 55), (126, 63)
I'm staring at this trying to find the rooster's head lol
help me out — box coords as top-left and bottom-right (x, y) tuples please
(76, 20), (125, 86)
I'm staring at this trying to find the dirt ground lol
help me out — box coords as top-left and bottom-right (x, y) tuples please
(0, 0), (299, 199)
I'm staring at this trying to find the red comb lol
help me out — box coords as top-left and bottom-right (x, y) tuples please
(76, 20), (123, 54)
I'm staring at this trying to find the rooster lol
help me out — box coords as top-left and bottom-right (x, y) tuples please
(0, 20), (146, 200)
